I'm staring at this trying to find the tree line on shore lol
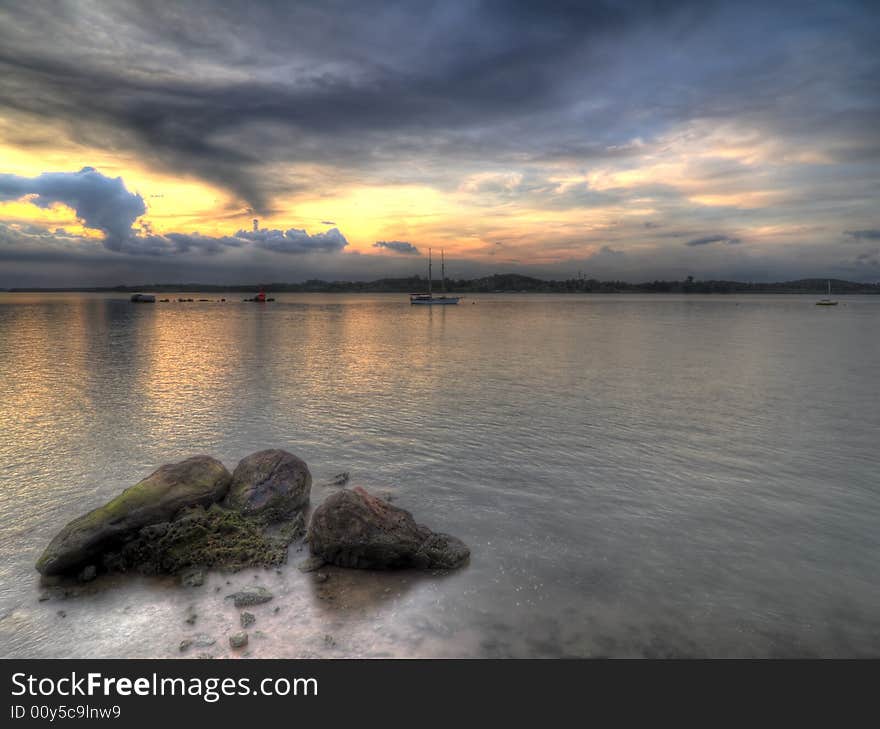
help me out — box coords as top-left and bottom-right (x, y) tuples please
(7, 274), (879, 294)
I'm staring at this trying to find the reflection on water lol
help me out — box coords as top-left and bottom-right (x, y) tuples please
(1, 292), (879, 658)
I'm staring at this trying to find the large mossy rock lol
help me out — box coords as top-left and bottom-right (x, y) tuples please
(308, 487), (469, 570)
(36, 456), (232, 576)
(223, 449), (311, 521)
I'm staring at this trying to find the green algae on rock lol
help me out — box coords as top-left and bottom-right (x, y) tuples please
(108, 505), (306, 574)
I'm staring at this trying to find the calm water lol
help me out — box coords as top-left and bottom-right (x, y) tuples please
(0, 292), (878, 658)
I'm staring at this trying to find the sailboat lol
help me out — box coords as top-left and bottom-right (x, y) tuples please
(410, 248), (461, 305)
(816, 280), (838, 306)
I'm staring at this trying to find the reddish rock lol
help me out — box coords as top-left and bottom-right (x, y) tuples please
(308, 487), (469, 570)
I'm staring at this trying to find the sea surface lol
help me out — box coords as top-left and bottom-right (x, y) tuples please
(0, 292), (878, 658)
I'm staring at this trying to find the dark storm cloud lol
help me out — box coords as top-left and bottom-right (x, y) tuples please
(0, 167), (145, 250)
(686, 235), (741, 247)
(373, 240), (420, 254)
(5, 0), (875, 211)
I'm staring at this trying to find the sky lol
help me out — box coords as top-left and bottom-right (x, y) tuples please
(0, 0), (878, 286)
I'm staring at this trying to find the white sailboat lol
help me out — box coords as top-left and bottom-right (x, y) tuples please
(816, 279), (838, 306)
(410, 248), (460, 305)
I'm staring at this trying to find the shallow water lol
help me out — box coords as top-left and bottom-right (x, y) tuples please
(0, 292), (878, 658)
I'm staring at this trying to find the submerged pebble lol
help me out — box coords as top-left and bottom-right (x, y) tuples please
(226, 586), (273, 608)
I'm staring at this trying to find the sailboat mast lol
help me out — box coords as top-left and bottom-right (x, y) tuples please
(828, 279), (831, 296)
(441, 250), (446, 293)
(428, 248), (432, 296)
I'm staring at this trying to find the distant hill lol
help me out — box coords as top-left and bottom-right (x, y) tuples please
(6, 276), (879, 294)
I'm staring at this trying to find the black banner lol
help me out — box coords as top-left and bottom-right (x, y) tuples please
(2, 659), (876, 726)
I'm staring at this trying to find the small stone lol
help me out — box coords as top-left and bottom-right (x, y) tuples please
(226, 586), (273, 607)
(240, 611), (255, 628)
(322, 472), (349, 487)
(229, 632), (248, 649)
(180, 634), (215, 652)
(273, 606), (280, 614)
(57, 610), (66, 618)
(297, 556), (325, 573)
(78, 565), (97, 582)
(38, 591), (50, 602)
(314, 572), (329, 583)
(181, 569), (205, 587)
(184, 606), (197, 625)
(323, 634), (336, 647)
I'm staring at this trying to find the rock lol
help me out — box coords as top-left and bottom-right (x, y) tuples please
(36, 456), (232, 576)
(308, 487), (470, 570)
(240, 611), (255, 628)
(180, 568), (205, 587)
(184, 606), (197, 625)
(180, 634), (215, 652)
(297, 555), (325, 573)
(226, 586), (273, 608)
(314, 572), (329, 583)
(78, 565), (97, 582)
(224, 449), (311, 521)
(38, 591), (50, 602)
(229, 632), (248, 649)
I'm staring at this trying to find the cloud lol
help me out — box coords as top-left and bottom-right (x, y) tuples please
(0, 3), (879, 283)
(0, 167), (145, 250)
(685, 234), (742, 247)
(844, 229), (880, 241)
(4, 0), (875, 214)
(237, 226), (348, 254)
(0, 167), (349, 256)
(373, 240), (420, 254)
(854, 249), (879, 266)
